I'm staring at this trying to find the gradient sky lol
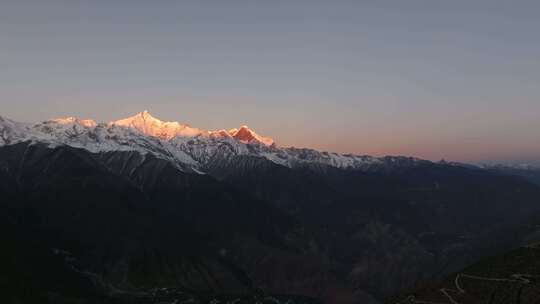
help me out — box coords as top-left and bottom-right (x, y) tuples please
(1, 0), (539, 164)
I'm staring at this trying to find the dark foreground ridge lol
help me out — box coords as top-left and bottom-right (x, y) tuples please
(2, 141), (540, 303)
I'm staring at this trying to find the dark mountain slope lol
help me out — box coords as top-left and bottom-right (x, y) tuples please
(388, 243), (540, 304)
(486, 166), (540, 186)
(2, 141), (540, 303)
(203, 155), (540, 299)
(0, 143), (356, 303)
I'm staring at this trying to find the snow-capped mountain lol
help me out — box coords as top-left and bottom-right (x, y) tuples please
(110, 110), (275, 146)
(111, 110), (207, 140)
(0, 111), (425, 173)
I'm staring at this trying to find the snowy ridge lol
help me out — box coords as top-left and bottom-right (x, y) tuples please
(0, 112), (427, 173)
(111, 110), (207, 140)
(0, 115), (35, 145)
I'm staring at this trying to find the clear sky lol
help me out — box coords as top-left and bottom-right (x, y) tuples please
(1, 0), (539, 164)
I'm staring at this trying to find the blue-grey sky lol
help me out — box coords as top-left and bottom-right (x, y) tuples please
(1, 0), (539, 163)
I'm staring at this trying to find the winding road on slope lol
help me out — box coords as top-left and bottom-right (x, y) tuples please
(396, 273), (540, 304)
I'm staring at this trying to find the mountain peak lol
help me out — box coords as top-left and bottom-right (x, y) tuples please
(130, 110), (161, 123)
(111, 111), (205, 140)
(139, 110), (153, 118)
(230, 125), (274, 146)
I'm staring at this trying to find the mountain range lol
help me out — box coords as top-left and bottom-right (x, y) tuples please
(2, 111), (540, 304)
(0, 111), (429, 173)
